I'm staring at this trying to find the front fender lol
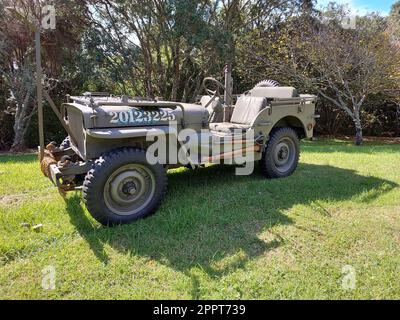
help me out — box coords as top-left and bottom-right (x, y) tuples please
(86, 126), (177, 139)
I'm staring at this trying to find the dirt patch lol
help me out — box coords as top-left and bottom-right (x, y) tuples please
(0, 194), (25, 206)
(395, 234), (400, 247)
(0, 190), (54, 207)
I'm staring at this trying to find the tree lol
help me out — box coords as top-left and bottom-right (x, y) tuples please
(84, 0), (227, 101)
(238, 4), (400, 145)
(0, 0), (88, 151)
(388, 1), (400, 42)
(84, 0), (297, 101)
(0, 1), (39, 151)
(302, 19), (398, 145)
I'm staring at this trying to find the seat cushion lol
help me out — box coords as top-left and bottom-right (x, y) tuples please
(249, 87), (298, 99)
(209, 122), (250, 133)
(230, 96), (266, 125)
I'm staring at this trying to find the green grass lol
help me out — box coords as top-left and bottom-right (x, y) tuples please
(0, 139), (399, 299)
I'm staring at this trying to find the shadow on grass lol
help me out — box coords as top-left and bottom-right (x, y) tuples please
(64, 163), (397, 282)
(65, 195), (111, 263)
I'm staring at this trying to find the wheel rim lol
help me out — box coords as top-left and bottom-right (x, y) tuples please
(103, 164), (156, 216)
(273, 137), (296, 173)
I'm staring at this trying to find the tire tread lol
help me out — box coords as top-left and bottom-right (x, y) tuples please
(82, 147), (167, 226)
(261, 127), (300, 179)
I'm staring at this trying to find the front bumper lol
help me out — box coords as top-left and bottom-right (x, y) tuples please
(40, 146), (93, 192)
(48, 163), (63, 187)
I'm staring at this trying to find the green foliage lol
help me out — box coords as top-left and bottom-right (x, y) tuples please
(388, 1), (400, 40)
(236, 4), (400, 143)
(0, 0), (91, 150)
(0, 0), (399, 150)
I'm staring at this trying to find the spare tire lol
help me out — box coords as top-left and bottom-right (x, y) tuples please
(254, 79), (280, 88)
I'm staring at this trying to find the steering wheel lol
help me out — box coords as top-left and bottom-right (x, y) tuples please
(202, 77), (234, 122)
(202, 77), (234, 103)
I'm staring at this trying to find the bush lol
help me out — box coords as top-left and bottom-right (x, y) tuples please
(24, 103), (66, 148)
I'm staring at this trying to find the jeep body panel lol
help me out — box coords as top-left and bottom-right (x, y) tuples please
(251, 96), (317, 140)
(63, 99), (208, 160)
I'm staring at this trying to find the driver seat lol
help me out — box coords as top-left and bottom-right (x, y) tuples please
(209, 96), (267, 133)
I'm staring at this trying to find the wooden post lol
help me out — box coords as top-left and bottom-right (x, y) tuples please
(35, 30), (44, 160)
(224, 64), (233, 106)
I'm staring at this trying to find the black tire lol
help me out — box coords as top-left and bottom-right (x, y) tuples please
(82, 148), (167, 226)
(59, 137), (70, 150)
(261, 127), (300, 178)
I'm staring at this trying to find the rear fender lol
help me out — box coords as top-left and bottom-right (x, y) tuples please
(251, 102), (316, 140)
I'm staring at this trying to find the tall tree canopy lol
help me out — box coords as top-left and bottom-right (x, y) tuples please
(236, 3), (400, 145)
(0, 0), (398, 149)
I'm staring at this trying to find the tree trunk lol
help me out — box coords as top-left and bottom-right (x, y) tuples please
(10, 118), (26, 152)
(354, 118), (363, 146)
(10, 93), (35, 152)
(171, 42), (180, 101)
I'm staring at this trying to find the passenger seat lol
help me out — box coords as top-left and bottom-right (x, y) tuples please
(209, 96), (267, 133)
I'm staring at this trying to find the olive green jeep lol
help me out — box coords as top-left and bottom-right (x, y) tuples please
(40, 78), (318, 225)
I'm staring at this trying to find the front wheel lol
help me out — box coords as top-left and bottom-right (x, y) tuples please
(261, 127), (300, 178)
(82, 148), (167, 226)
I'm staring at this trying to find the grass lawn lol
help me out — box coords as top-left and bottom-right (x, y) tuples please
(0, 139), (399, 299)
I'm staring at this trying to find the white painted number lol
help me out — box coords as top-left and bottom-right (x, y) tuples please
(109, 110), (175, 124)
(119, 111), (129, 124)
(110, 111), (119, 123)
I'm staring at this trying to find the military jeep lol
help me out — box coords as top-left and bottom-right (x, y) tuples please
(40, 78), (318, 225)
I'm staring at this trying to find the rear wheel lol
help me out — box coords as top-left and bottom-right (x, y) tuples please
(261, 127), (300, 178)
(83, 148), (167, 226)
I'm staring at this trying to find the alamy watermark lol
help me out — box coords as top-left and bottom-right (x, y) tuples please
(341, 265), (356, 290)
(340, 16), (357, 30)
(41, 5), (56, 30)
(322, 15), (357, 30)
(144, 122), (256, 176)
(41, 265), (56, 290)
